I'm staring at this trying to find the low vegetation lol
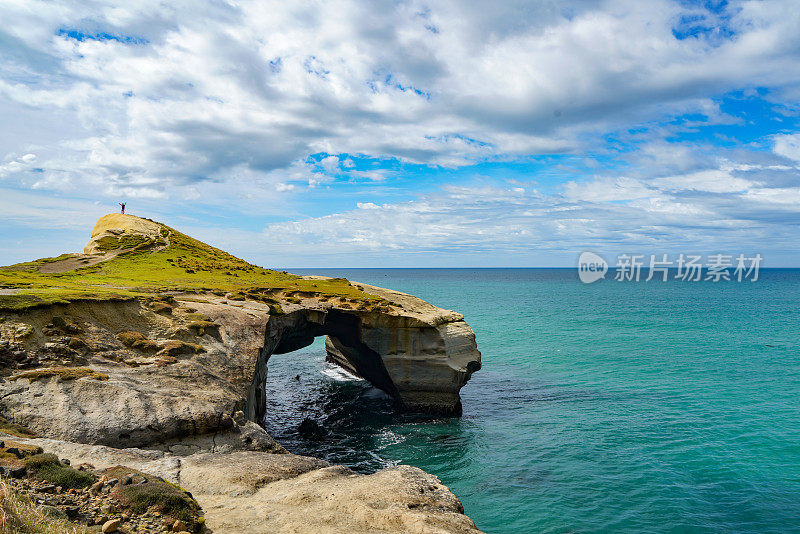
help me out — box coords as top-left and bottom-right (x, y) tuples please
(116, 331), (159, 352)
(0, 215), (378, 311)
(105, 466), (200, 524)
(156, 340), (205, 356)
(0, 416), (38, 438)
(24, 454), (95, 489)
(10, 367), (109, 382)
(0, 477), (89, 534)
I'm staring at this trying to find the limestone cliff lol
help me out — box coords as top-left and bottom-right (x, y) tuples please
(0, 214), (483, 533)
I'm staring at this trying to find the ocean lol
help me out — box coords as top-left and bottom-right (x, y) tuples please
(263, 268), (800, 533)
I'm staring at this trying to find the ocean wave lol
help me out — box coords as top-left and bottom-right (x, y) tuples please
(320, 362), (365, 382)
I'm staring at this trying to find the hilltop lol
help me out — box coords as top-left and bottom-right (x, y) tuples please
(0, 213), (380, 312)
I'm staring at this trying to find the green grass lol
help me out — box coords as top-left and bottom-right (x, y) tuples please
(0, 417), (39, 438)
(105, 467), (199, 524)
(24, 454), (95, 489)
(0, 217), (377, 311)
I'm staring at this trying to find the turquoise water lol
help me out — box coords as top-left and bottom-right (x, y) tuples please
(263, 269), (800, 533)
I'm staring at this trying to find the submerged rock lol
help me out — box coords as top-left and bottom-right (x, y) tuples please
(297, 417), (327, 440)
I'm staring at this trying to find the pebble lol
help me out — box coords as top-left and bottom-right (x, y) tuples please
(102, 518), (121, 533)
(39, 504), (67, 519)
(89, 480), (104, 495)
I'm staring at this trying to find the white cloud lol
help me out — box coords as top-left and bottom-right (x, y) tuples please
(261, 160), (800, 259)
(563, 177), (659, 202)
(773, 133), (800, 163)
(653, 169), (755, 193)
(1, 0), (800, 194)
(0, 153), (38, 178)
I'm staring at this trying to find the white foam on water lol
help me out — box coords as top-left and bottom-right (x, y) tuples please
(320, 362), (365, 382)
(367, 450), (399, 469)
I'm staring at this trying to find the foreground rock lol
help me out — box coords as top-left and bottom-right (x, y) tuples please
(5, 433), (481, 534)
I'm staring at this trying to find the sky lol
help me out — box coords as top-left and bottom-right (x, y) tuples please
(1, 0), (799, 267)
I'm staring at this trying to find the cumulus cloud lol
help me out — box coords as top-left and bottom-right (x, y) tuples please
(0, 153), (38, 178)
(773, 133), (800, 163)
(1, 0), (800, 195)
(262, 160), (800, 261)
(2, 0), (800, 265)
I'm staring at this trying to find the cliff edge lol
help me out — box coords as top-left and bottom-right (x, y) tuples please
(0, 214), (483, 533)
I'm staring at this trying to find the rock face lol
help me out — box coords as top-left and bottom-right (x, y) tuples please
(83, 213), (164, 255)
(0, 286), (480, 446)
(257, 283), (481, 418)
(9, 434), (482, 533)
(0, 299), (261, 448)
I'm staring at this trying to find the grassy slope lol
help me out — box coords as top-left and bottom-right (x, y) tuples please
(0, 218), (375, 311)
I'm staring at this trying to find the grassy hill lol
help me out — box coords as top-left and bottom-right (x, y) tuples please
(0, 214), (376, 311)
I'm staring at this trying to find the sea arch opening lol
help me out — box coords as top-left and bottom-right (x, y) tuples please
(247, 309), (402, 425)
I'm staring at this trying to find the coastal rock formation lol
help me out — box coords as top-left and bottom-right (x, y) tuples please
(83, 213), (165, 255)
(255, 285), (481, 419)
(0, 214), (483, 532)
(0, 288), (480, 445)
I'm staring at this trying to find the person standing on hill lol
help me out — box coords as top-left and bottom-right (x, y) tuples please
(119, 202), (126, 214)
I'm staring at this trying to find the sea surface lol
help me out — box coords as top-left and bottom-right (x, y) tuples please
(262, 268), (800, 533)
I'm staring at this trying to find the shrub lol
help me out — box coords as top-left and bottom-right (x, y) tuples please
(117, 330), (145, 346)
(117, 331), (159, 353)
(0, 477), (89, 534)
(151, 301), (173, 314)
(157, 340), (205, 357)
(114, 481), (199, 523)
(187, 321), (218, 337)
(24, 454), (95, 489)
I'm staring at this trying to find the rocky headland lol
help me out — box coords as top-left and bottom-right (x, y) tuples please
(0, 214), (482, 533)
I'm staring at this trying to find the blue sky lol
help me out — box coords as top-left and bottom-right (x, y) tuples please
(1, 0), (800, 267)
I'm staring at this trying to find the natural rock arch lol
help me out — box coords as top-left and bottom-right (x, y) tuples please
(246, 305), (481, 422)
